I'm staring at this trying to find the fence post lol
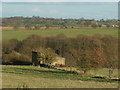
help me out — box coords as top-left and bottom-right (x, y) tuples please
(109, 69), (113, 79)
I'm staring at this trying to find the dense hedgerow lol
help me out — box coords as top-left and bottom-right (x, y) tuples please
(2, 34), (118, 71)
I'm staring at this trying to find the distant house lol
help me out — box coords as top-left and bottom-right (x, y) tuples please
(112, 25), (119, 28)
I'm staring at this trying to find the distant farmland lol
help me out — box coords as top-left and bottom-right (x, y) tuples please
(2, 28), (118, 41)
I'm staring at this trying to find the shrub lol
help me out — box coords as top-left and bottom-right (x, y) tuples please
(25, 24), (31, 30)
(10, 51), (31, 65)
(2, 54), (11, 64)
(2, 39), (20, 54)
(13, 26), (19, 30)
(3, 51), (31, 65)
(19, 34), (44, 55)
(45, 24), (51, 29)
(91, 24), (97, 28)
(34, 25), (41, 30)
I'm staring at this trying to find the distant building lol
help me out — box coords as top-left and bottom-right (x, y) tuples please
(51, 57), (65, 66)
(32, 51), (39, 66)
(32, 51), (65, 66)
(112, 25), (119, 28)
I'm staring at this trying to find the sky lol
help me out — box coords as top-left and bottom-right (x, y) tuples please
(2, 2), (118, 20)
(1, 0), (119, 2)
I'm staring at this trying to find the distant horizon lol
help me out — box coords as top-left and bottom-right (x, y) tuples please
(1, 16), (118, 20)
(2, 2), (118, 20)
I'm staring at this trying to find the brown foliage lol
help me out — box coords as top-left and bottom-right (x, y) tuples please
(2, 34), (118, 69)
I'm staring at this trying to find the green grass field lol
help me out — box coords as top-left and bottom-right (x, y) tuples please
(57, 67), (118, 78)
(2, 65), (118, 88)
(2, 28), (118, 40)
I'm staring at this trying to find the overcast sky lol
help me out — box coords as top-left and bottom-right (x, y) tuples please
(1, 0), (119, 2)
(2, 2), (118, 19)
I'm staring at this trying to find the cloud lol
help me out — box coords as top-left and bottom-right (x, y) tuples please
(32, 7), (40, 12)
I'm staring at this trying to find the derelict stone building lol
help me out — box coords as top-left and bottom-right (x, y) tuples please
(32, 50), (65, 66)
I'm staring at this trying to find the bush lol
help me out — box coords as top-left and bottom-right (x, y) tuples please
(2, 39), (21, 54)
(13, 26), (19, 30)
(2, 54), (11, 64)
(3, 51), (31, 65)
(91, 24), (97, 28)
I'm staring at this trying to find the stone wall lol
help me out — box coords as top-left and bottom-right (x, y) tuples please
(51, 57), (65, 66)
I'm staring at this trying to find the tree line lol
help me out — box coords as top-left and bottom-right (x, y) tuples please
(2, 16), (118, 28)
(2, 34), (118, 74)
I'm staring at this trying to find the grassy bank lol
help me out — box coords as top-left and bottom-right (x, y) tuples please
(2, 65), (118, 88)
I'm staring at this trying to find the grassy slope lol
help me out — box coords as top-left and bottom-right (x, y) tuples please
(2, 65), (118, 88)
(2, 28), (118, 41)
